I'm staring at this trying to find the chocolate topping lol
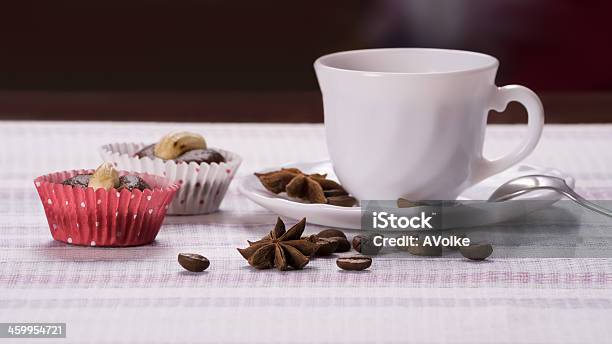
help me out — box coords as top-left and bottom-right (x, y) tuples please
(134, 144), (225, 164)
(117, 175), (151, 191)
(175, 149), (226, 164)
(134, 144), (156, 159)
(61, 173), (151, 191)
(62, 174), (92, 188)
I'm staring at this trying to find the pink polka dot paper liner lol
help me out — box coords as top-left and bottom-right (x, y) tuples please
(34, 169), (180, 247)
(99, 143), (242, 215)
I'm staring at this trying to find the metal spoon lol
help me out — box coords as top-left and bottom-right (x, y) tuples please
(488, 174), (612, 218)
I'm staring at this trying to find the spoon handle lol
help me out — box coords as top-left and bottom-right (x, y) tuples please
(558, 185), (612, 218)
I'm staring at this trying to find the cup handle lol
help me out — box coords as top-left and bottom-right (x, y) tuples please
(472, 85), (545, 183)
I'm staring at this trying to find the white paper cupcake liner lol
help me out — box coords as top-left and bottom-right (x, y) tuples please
(99, 143), (242, 215)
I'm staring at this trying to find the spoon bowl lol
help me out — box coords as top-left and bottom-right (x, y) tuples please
(488, 174), (612, 218)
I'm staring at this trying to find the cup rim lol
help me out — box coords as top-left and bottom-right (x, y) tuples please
(314, 48), (499, 76)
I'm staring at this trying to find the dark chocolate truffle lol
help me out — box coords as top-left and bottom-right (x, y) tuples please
(134, 144), (156, 159)
(117, 175), (151, 191)
(62, 174), (92, 188)
(175, 149), (226, 164)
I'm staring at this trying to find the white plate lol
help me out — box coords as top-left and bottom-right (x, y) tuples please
(238, 161), (574, 229)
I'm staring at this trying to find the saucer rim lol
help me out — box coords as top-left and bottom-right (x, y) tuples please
(238, 160), (574, 213)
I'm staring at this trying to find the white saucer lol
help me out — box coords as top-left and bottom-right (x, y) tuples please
(238, 161), (575, 229)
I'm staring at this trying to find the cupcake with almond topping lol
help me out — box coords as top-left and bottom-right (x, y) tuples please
(34, 163), (179, 247)
(99, 131), (242, 215)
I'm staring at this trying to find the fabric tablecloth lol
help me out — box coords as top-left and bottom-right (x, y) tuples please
(1, 121), (612, 343)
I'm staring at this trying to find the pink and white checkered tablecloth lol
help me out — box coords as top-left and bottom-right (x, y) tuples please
(1, 121), (612, 343)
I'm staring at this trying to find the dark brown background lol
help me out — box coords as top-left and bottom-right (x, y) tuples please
(0, 1), (611, 122)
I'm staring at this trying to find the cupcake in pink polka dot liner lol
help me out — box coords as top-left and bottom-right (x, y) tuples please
(34, 163), (180, 247)
(99, 131), (242, 215)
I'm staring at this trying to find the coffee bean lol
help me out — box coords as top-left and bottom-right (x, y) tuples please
(336, 256), (372, 271)
(327, 195), (357, 207)
(406, 237), (442, 256)
(406, 244), (442, 256)
(352, 236), (361, 251)
(460, 243), (493, 261)
(447, 233), (466, 250)
(314, 237), (340, 256)
(397, 198), (419, 208)
(178, 253), (210, 272)
(332, 237), (351, 252)
(323, 189), (348, 197)
(352, 234), (382, 255)
(317, 228), (347, 239)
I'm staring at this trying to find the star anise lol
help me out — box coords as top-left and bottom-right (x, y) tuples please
(237, 217), (319, 271)
(255, 168), (357, 206)
(254, 168), (302, 194)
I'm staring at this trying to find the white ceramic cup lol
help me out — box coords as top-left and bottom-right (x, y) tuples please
(314, 48), (544, 201)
